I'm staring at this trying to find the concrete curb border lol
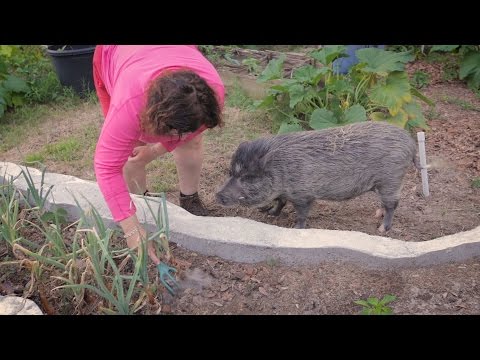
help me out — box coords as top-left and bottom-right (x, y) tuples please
(2, 162), (479, 268)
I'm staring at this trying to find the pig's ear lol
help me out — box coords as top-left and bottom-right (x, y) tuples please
(259, 150), (277, 169)
(234, 141), (251, 157)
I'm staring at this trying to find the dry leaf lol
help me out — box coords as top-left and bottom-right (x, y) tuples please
(259, 287), (268, 296)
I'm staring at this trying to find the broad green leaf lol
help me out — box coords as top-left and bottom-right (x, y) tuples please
(11, 94), (24, 107)
(257, 55), (286, 82)
(369, 72), (411, 115)
(344, 104), (367, 123)
(354, 300), (370, 307)
(380, 294), (397, 305)
(293, 65), (329, 85)
(254, 94), (275, 109)
(0, 45), (14, 57)
(0, 103), (4, 117)
(356, 48), (414, 76)
(386, 109), (409, 128)
(327, 78), (354, 95)
(459, 51), (480, 79)
(459, 51), (480, 90)
(3, 75), (29, 93)
(0, 60), (7, 75)
(271, 79), (299, 94)
(466, 72), (480, 91)
(367, 297), (380, 305)
(1, 89), (12, 106)
(430, 45), (459, 52)
(309, 108), (338, 129)
(370, 111), (388, 121)
(269, 84), (289, 93)
(278, 120), (303, 134)
(309, 45), (347, 65)
(0, 86), (7, 104)
(403, 101), (428, 129)
(288, 84), (307, 108)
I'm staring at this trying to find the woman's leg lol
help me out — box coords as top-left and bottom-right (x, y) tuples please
(171, 133), (209, 215)
(172, 133), (204, 195)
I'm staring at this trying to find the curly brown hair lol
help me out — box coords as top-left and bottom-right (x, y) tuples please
(140, 70), (223, 137)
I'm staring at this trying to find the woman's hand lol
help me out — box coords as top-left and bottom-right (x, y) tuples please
(125, 227), (161, 265)
(128, 144), (161, 164)
(120, 215), (160, 265)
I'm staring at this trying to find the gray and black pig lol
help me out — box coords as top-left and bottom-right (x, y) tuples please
(215, 121), (419, 232)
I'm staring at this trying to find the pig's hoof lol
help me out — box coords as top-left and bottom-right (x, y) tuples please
(258, 205), (273, 213)
(374, 208), (385, 218)
(377, 224), (388, 234)
(267, 208), (282, 217)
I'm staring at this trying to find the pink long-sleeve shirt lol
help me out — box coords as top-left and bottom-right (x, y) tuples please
(94, 45), (225, 222)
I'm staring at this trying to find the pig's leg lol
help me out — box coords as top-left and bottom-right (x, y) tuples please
(372, 186), (385, 218)
(268, 197), (287, 216)
(374, 208), (385, 218)
(292, 198), (314, 229)
(258, 203), (274, 212)
(377, 185), (400, 233)
(258, 199), (278, 213)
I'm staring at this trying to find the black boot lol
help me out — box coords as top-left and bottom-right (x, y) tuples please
(179, 192), (209, 216)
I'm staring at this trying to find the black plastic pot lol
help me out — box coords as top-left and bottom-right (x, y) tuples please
(47, 45), (96, 97)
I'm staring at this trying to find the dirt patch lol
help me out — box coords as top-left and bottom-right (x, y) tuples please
(2, 233), (480, 315)
(0, 102), (103, 180)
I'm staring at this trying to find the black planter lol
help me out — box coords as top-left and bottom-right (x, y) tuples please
(47, 45), (96, 97)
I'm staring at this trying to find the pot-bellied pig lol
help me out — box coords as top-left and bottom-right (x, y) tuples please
(216, 121), (419, 232)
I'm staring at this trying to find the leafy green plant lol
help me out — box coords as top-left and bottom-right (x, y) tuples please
(55, 210), (149, 315)
(226, 82), (255, 110)
(1, 166), (173, 314)
(429, 45), (480, 91)
(0, 45), (30, 118)
(19, 165), (53, 214)
(256, 46), (432, 134)
(0, 178), (23, 248)
(354, 294), (396, 315)
(412, 70), (430, 89)
(242, 57), (261, 75)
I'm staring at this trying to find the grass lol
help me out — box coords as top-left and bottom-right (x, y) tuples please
(147, 156), (178, 193)
(472, 178), (480, 189)
(24, 152), (46, 164)
(21, 122), (100, 176)
(425, 106), (442, 121)
(442, 96), (480, 112)
(0, 93), (98, 153)
(45, 138), (82, 161)
(226, 81), (255, 110)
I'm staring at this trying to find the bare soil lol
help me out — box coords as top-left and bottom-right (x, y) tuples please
(2, 229), (480, 315)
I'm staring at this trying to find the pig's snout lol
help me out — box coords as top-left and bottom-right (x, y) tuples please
(215, 190), (245, 206)
(215, 192), (229, 205)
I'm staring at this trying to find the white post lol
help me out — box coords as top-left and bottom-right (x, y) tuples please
(417, 132), (430, 197)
